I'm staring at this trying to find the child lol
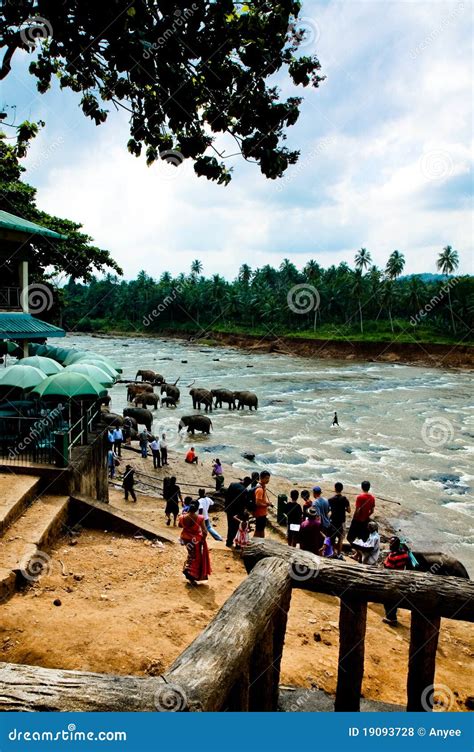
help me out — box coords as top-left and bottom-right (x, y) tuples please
(322, 535), (334, 557)
(183, 496), (193, 512)
(301, 489), (311, 518)
(233, 511), (251, 549)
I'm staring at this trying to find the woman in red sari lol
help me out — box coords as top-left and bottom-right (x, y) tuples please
(178, 501), (212, 585)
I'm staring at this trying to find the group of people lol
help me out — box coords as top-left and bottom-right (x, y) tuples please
(139, 431), (168, 466)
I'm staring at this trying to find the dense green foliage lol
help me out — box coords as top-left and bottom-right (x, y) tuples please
(61, 253), (473, 344)
(1, 1), (324, 183)
(0, 133), (122, 284)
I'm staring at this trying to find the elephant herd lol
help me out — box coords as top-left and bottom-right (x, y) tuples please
(100, 369), (259, 436)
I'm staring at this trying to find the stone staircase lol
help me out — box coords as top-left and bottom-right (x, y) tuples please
(0, 473), (70, 603)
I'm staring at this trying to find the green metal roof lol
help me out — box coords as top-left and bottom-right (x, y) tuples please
(0, 313), (65, 339)
(0, 210), (66, 239)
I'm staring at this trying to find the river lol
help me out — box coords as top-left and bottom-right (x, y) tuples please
(68, 334), (474, 574)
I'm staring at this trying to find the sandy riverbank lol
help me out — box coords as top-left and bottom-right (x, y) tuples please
(86, 330), (474, 370)
(1, 449), (472, 710)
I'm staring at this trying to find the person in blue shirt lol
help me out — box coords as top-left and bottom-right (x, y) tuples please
(311, 486), (330, 532)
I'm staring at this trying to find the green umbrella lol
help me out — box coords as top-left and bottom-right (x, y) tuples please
(72, 357), (118, 378)
(67, 351), (122, 373)
(65, 363), (114, 387)
(62, 351), (91, 366)
(0, 364), (47, 391)
(32, 371), (107, 399)
(20, 356), (64, 375)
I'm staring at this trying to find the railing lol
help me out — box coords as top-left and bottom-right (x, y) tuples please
(0, 286), (22, 310)
(0, 543), (472, 712)
(0, 413), (67, 465)
(67, 403), (101, 454)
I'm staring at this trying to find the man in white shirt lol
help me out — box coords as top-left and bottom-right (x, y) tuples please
(351, 521), (380, 565)
(159, 433), (168, 465)
(150, 437), (161, 468)
(197, 488), (223, 541)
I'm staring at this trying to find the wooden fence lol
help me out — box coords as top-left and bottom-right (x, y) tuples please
(0, 541), (472, 712)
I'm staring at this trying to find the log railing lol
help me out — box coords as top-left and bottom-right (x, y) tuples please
(0, 542), (472, 713)
(242, 540), (474, 712)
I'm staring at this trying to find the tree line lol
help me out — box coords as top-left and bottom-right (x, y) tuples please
(61, 248), (473, 343)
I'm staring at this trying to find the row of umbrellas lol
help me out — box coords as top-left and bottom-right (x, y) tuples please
(0, 345), (122, 399)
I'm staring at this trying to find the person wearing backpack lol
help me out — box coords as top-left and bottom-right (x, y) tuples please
(224, 476), (252, 548)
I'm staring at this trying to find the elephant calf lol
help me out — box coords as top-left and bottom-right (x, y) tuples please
(133, 393), (160, 410)
(234, 390), (258, 410)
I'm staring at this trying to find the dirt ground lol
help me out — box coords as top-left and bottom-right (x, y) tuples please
(1, 457), (472, 711)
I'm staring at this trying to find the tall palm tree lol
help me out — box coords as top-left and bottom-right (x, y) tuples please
(190, 259), (203, 280)
(304, 259), (321, 281)
(353, 249), (371, 333)
(385, 250), (405, 281)
(238, 264), (252, 286)
(437, 245), (459, 333)
(354, 247), (372, 273)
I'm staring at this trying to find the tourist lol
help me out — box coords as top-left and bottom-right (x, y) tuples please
(150, 436), (161, 469)
(139, 429), (149, 459)
(197, 488), (223, 541)
(164, 475), (182, 526)
(285, 489), (303, 547)
(347, 480), (375, 543)
(185, 447), (198, 464)
(382, 536), (411, 625)
(123, 464), (137, 502)
(321, 535), (334, 557)
(107, 429), (115, 446)
(178, 501), (212, 585)
(107, 447), (118, 478)
(254, 470), (272, 538)
(311, 486), (330, 532)
(233, 511), (251, 549)
(113, 426), (123, 457)
(299, 507), (323, 555)
(351, 521), (380, 565)
(212, 458), (225, 492)
(328, 482), (351, 556)
(160, 433), (168, 465)
(183, 496), (193, 512)
(301, 489), (311, 518)
(332, 411), (339, 427)
(224, 476), (252, 548)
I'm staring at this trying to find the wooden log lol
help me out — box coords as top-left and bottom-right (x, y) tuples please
(0, 662), (161, 712)
(164, 556), (292, 711)
(226, 668), (250, 711)
(249, 623), (275, 711)
(243, 540), (474, 622)
(335, 598), (367, 711)
(272, 586), (292, 710)
(406, 612), (441, 711)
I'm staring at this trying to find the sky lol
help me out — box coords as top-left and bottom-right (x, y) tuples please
(1, 0), (473, 281)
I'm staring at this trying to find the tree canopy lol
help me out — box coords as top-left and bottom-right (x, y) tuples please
(1, 1), (325, 184)
(0, 132), (122, 283)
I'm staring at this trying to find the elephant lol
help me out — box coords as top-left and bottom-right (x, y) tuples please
(123, 407), (153, 432)
(133, 392), (160, 410)
(178, 415), (213, 435)
(409, 551), (469, 579)
(234, 390), (258, 410)
(211, 388), (236, 409)
(99, 394), (111, 407)
(161, 396), (178, 408)
(100, 412), (124, 427)
(161, 382), (180, 402)
(189, 387), (213, 412)
(126, 383), (154, 401)
(135, 369), (164, 384)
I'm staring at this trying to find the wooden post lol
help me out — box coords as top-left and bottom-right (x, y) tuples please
(226, 668), (250, 711)
(407, 611), (441, 711)
(271, 586), (292, 710)
(249, 621), (275, 711)
(335, 598), (367, 711)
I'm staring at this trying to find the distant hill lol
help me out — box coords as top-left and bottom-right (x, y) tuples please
(400, 273), (449, 282)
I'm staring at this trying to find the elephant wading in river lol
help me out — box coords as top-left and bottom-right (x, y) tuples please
(161, 381), (180, 403)
(133, 392), (160, 410)
(161, 396), (178, 408)
(234, 390), (258, 410)
(123, 407), (153, 432)
(189, 383), (213, 412)
(136, 369), (164, 384)
(211, 388), (235, 409)
(178, 415), (213, 435)
(127, 383), (154, 401)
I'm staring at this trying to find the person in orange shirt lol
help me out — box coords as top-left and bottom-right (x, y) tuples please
(253, 470), (272, 538)
(185, 447), (199, 464)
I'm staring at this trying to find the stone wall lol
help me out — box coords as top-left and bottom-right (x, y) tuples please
(69, 431), (109, 502)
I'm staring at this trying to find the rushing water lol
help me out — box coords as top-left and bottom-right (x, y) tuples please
(67, 334), (474, 574)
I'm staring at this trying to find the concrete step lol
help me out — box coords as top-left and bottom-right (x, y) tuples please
(0, 474), (42, 536)
(0, 495), (70, 591)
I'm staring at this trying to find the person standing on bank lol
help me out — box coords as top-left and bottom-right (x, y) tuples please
(113, 426), (123, 457)
(160, 433), (168, 466)
(178, 501), (211, 585)
(212, 458), (225, 492)
(347, 480), (375, 543)
(224, 476), (252, 548)
(197, 488), (223, 541)
(254, 471), (272, 539)
(123, 464), (137, 502)
(328, 482), (351, 556)
(285, 489), (303, 547)
(164, 476), (182, 526)
(139, 429), (149, 459)
(150, 436), (161, 469)
(382, 536), (410, 625)
(311, 486), (330, 533)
